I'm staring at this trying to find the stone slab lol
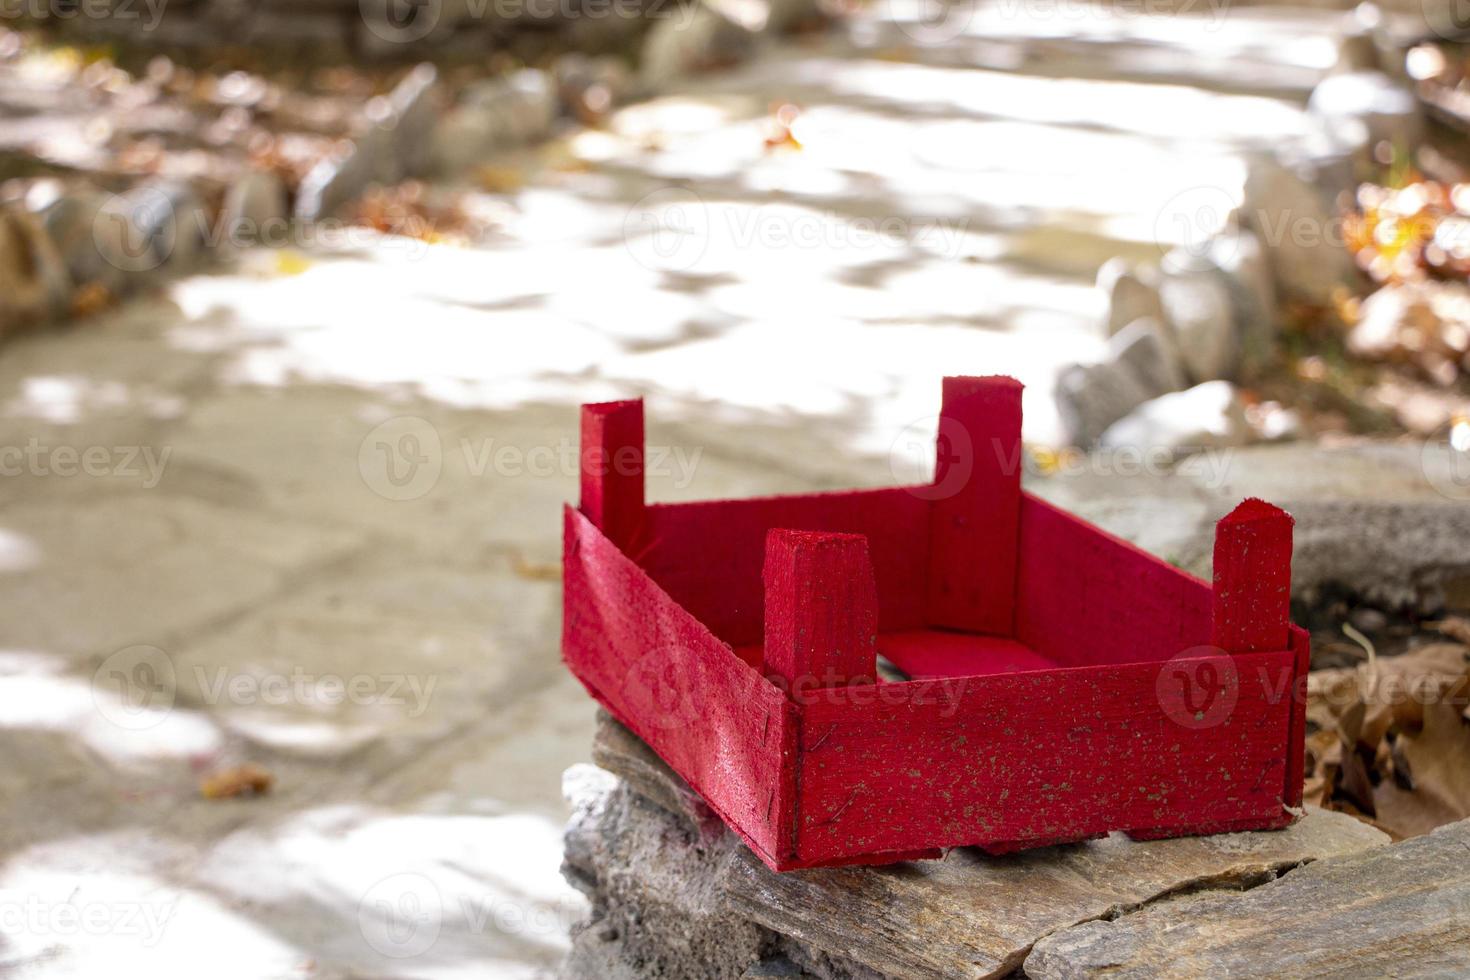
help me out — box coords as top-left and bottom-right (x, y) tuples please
(580, 714), (1389, 980)
(1026, 818), (1470, 979)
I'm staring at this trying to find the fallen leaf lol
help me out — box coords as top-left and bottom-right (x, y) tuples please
(509, 549), (560, 581)
(70, 281), (114, 318)
(201, 763), (274, 799)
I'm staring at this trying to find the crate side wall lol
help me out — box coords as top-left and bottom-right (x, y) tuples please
(790, 649), (1297, 863)
(640, 486), (931, 648)
(1014, 493), (1213, 668)
(563, 506), (797, 864)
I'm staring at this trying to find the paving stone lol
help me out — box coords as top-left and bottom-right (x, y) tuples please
(0, 495), (362, 659)
(166, 560), (557, 761)
(1026, 818), (1470, 979)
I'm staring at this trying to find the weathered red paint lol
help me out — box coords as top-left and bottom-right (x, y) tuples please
(562, 377), (1307, 871)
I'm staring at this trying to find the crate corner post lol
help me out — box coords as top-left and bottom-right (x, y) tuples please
(762, 528), (879, 689)
(1211, 497), (1304, 818)
(579, 398), (646, 554)
(926, 374), (1024, 634)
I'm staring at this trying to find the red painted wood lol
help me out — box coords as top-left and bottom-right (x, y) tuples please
(563, 506), (797, 865)
(640, 487), (930, 648)
(1283, 623), (1311, 809)
(763, 530), (879, 689)
(875, 630), (1057, 680)
(1015, 493), (1213, 668)
(791, 648), (1297, 863)
(579, 400), (645, 553)
(1212, 498), (1294, 653)
(926, 376), (1023, 634)
(562, 385), (1305, 872)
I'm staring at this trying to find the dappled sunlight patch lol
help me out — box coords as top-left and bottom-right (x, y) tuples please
(0, 854), (304, 979)
(802, 58), (1305, 143)
(0, 528), (41, 573)
(0, 665), (223, 770)
(198, 804), (585, 971)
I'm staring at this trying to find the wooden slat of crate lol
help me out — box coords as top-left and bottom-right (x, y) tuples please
(563, 505), (798, 866)
(792, 647), (1298, 865)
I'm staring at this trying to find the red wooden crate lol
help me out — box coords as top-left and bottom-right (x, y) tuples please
(562, 376), (1308, 872)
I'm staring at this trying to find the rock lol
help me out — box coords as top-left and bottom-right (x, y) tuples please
(294, 67), (440, 221)
(564, 715), (1390, 980)
(1242, 158), (1360, 308)
(379, 62), (440, 181)
(0, 206), (70, 333)
(1098, 256), (1166, 337)
(479, 69), (557, 144)
(765, 0), (824, 34)
(1054, 360), (1157, 449)
(1025, 819), (1470, 979)
(1204, 230), (1279, 379)
(1055, 316), (1191, 448)
(38, 191), (124, 291)
(294, 142), (373, 222)
(1159, 264), (1238, 381)
(218, 171), (289, 252)
(1097, 381), (1251, 456)
(1349, 606), (1389, 633)
(1110, 317), (1188, 397)
(1033, 440), (1470, 614)
(639, 0), (759, 92)
(554, 54), (632, 124)
(589, 709), (726, 843)
(1308, 70), (1424, 156)
(1332, 27), (1382, 74)
(430, 69), (556, 176)
(562, 773), (768, 980)
(94, 182), (210, 273)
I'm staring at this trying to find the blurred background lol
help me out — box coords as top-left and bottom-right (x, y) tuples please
(1, 0), (1469, 975)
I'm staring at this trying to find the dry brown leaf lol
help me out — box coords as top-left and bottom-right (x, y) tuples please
(509, 549), (560, 582)
(1305, 639), (1470, 839)
(1431, 616), (1470, 646)
(200, 763), (274, 799)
